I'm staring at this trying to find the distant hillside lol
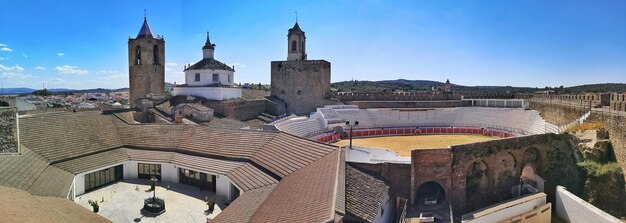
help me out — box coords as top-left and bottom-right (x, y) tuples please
(561, 83), (626, 94)
(331, 79), (626, 94)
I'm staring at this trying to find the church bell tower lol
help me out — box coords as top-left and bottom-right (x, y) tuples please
(128, 16), (165, 108)
(287, 22), (306, 61)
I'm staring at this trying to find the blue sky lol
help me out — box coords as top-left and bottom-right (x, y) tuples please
(1, 0), (625, 89)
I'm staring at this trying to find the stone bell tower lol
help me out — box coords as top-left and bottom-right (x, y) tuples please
(128, 16), (165, 108)
(287, 22), (307, 61)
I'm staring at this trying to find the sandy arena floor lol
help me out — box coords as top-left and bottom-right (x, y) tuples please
(334, 134), (498, 157)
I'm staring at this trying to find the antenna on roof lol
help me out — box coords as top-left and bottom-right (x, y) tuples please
(295, 11), (298, 23)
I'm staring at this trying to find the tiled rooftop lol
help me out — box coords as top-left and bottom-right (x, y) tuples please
(1, 110), (341, 222)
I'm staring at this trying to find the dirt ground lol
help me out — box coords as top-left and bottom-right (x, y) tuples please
(334, 134), (498, 157)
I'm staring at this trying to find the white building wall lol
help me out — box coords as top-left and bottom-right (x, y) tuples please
(73, 160), (239, 202)
(126, 161), (178, 183)
(462, 194), (548, 223)
(216, 175), (233, 200)
(555, 186), (621, 223)
(73, 162), (126, 199)
(184, 69), (234, 86)
(172, 86), (242, 101)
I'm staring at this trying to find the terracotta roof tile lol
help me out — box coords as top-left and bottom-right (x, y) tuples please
(53, 148), (129, 174)
(19, 111), (123, 162)
(249, 149), (341, 223)
(0, 186), (110, 223)
(227, 163), (277, 191)
(177, 125), (275, 159)
(345, 165), (389, 223)
(252, 133), (336, 178)
(0, 146), (49, 191)
(212, 185), (276, 223)
(28, 165), (74, 197)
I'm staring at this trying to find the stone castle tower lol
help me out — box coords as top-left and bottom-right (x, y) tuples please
(128, 17), (165, 108)
(271, 22), (330, 115)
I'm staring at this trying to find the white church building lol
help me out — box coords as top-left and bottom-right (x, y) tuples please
(172, 32), (242, 100)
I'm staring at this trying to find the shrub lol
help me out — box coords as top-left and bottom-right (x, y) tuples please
(578, 161), (622, 177)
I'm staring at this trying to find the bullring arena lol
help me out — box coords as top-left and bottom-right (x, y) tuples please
(269, 101), (573, 221)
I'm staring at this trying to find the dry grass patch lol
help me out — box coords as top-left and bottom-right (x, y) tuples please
(333, 134), (498, 157)
(567, 121), (605, 132)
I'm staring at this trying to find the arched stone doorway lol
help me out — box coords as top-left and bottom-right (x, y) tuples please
(416, 181), (446, 206)
(521, 164), (544, 192)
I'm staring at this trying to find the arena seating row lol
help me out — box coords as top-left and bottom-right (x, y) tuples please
(273, 113), (327, 138)
(272, 106), (558, 140)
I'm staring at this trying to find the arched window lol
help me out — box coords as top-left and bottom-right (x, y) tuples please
(291, 40), (297, 52)
(153, 45), (159, 65)
(135, 46), (141, 65)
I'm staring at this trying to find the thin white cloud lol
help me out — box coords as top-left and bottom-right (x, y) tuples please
(22, 53), (28, 58)
(57, 52), (64, 56)
(1, 72), (33, 79)
(0, 44), (6, 47)
(34, 66), (46, 70)
(0, 47), (13, 52)
(55, 65), (88, 75)
(0, 64), (25, 72)
(48, 77), (66, 85)
(231, 63), (247, 68)
(166, 62), (178, 66)
(0, 57), (8, 61)
(98, 70), (119, 74)
(101, 73), (125, 80)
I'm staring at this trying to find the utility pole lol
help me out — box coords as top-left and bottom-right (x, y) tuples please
(345, 121), (359, 149)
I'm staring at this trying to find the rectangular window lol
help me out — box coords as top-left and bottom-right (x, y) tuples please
(84, 165), (123, 192)
(212, 73), (219, 82)
(195, 73), (200, 82)
(138, 163), (162, 180)
(228, 74), (232, 83)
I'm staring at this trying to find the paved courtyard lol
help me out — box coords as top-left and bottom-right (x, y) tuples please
(75, 179), (227, 223)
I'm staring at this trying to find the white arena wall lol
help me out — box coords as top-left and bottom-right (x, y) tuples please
(272, 105), (558, 140)
(555, 186), (621, 223)
(71, 161), (240, 201)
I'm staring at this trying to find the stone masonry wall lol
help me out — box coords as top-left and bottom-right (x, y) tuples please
(529, 101), (588, 125)
(0, 107), (18, 153)
(204, 99), (268, 121)
(406, 134), (584, 217)
(270, 60), (331, 115)
(128, 37), (165, 108)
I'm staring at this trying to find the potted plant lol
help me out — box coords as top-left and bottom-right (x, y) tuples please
(206, 199), (215, 212)
(88, 200), (99, 213)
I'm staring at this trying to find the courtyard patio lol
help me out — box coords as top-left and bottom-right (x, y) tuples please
(75, 179), (227, 223)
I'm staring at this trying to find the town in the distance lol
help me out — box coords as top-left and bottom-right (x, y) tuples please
(1, 3), (626, 223)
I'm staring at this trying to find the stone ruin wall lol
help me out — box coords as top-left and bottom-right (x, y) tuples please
(448, 134), (583, 215)
(530, 94), (626, 181)
(403, 134), (583, 217)
(350, 133), (583, 218)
